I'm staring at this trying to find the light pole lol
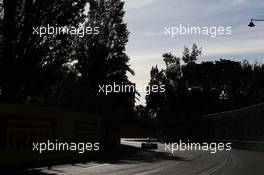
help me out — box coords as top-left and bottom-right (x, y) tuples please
(248, 18), (264, 27)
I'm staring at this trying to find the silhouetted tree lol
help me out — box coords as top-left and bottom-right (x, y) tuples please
(71, 0), (135, 150)
(182, 43), (202, 64)
(0, 0), (3, 61)
(135, 105), (147, 119)
(1, 0), (87, 103)
(76, 0), (133, 87)
(75, 0), (135, 110)
(146, 65), (166, 116)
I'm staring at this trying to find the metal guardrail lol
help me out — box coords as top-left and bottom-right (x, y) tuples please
(202, 103), (264, 119)
(200, 103), (264, 142)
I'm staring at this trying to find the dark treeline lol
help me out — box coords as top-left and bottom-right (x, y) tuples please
(140, 44), (264, 119)
(0, 0), (135, 113)
(0, 0), (136, 150)
(131, 44), (264, 140)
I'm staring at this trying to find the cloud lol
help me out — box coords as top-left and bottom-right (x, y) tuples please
(227, 0), (248, 6)
(124, 0), (157, 9)
(204, 39), (264, 56)
(140, 32), (164, 37)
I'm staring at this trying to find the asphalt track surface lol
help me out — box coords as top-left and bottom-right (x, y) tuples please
(22, 138), (264, 175)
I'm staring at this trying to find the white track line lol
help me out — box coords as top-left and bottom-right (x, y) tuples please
(41, 163), (111, 174)
(199, 157), (228, 175)
(132, 162), (181, 175)
(85, 163), (111, 169)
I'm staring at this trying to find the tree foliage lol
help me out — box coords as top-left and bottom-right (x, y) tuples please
(182, 43), (202, 64)
(76, 0), (134, 87)
(0, 0), (135, 110)
(1, 0), (87, 102)
(146, 44), (264, 117)
(73, 0), (135, 112)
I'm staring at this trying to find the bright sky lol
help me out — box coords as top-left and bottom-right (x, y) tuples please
(123, 0), (264, 105)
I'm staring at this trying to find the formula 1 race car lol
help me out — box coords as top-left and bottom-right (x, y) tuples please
(141, 138), (158, 149)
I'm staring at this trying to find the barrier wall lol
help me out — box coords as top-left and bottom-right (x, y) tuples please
(201, 103), (264, 141)
(0, 103), (101, 167)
